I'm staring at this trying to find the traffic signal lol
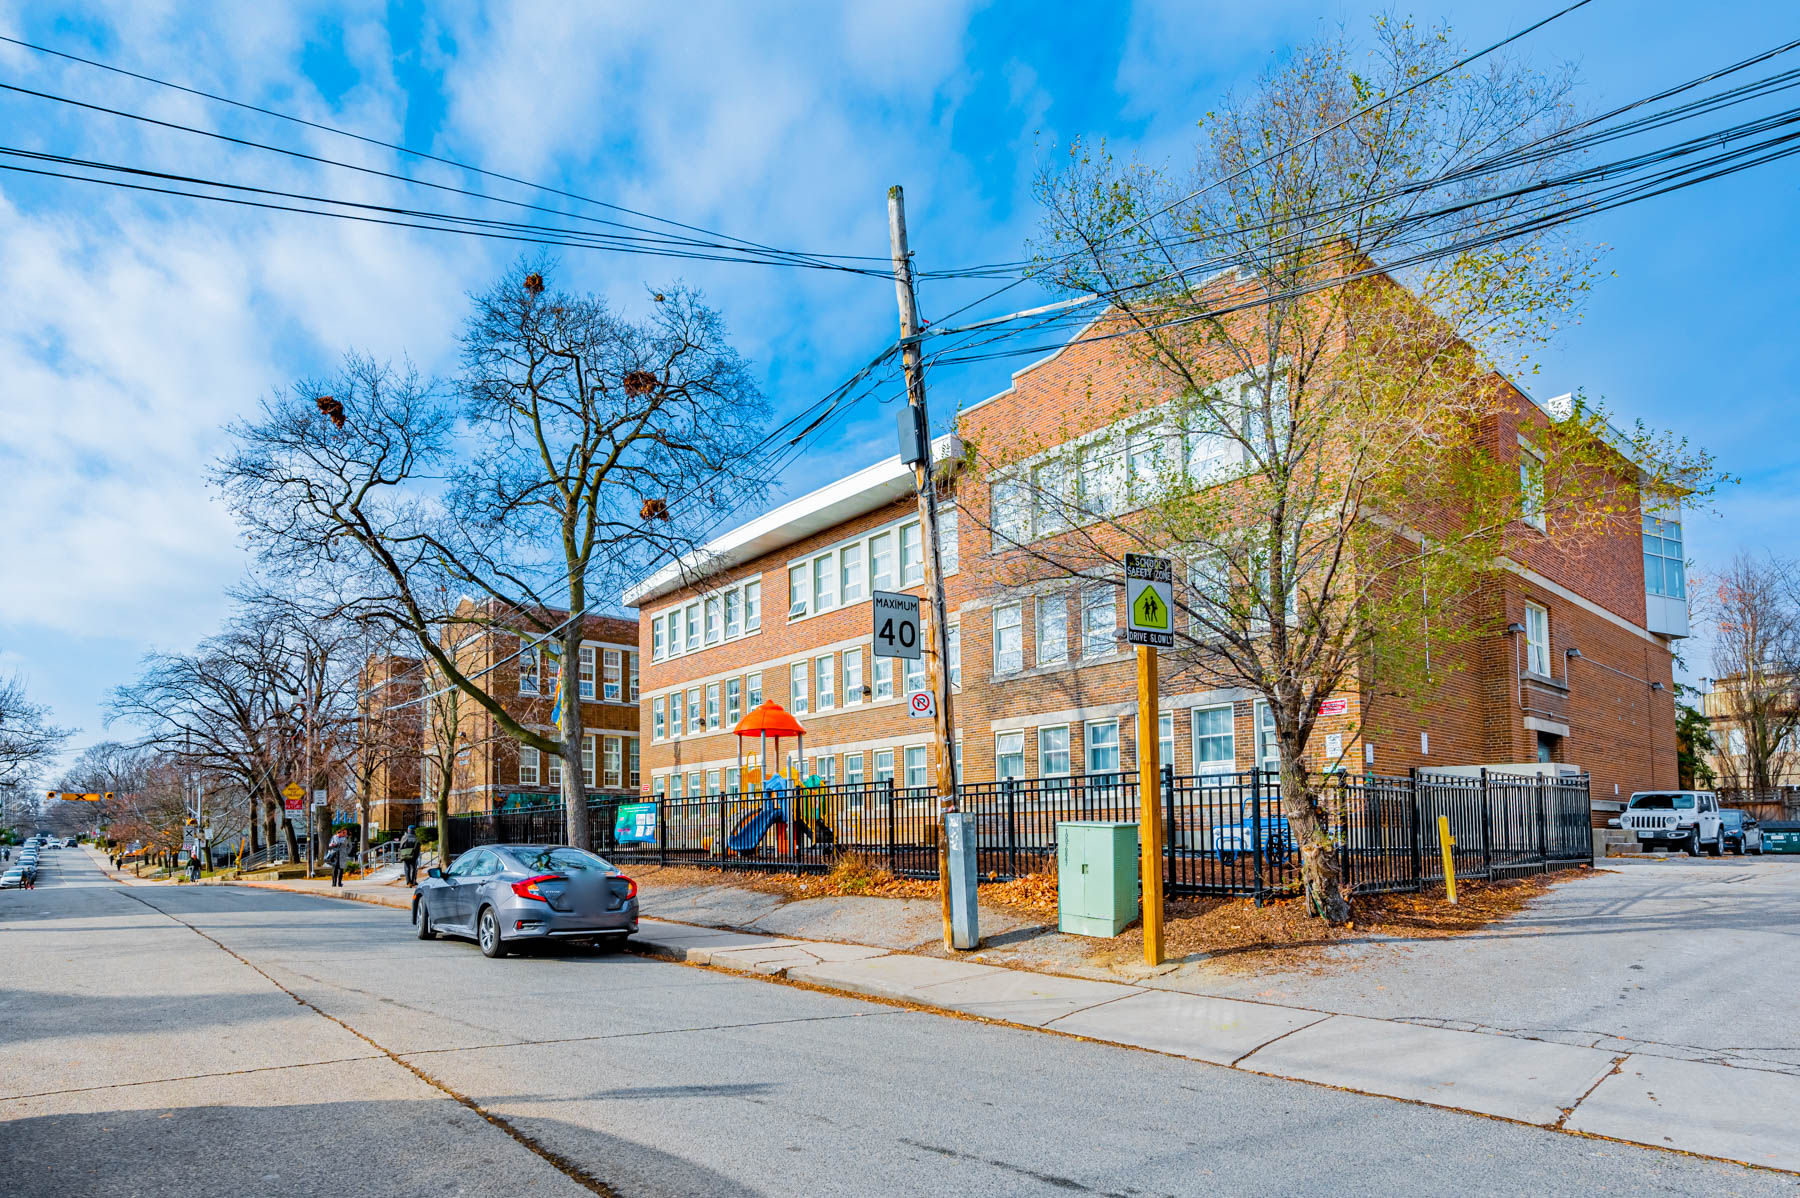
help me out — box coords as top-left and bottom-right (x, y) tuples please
(45, 790), (54, 801)
(104, 792), (115, 801)
(185, 817), (198, 827)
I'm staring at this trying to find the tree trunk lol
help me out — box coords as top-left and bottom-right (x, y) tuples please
(560, 626), (591, 851)
(248, 795), (263, 853)
(1284, 762), (1351, 924)
(435, 762), (453, 866)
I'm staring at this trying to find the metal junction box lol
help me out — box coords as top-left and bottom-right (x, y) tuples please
(1057, 821), (1139, 937)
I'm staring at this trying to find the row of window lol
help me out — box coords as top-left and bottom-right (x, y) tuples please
(650, 577), (764, 661)
(652, 744), (935, 799)
(517, 643), (638, 704)
(787, 512), (957, 622)
(992, 589), (1116, 675)
(517, 735), (641, 791)
(991, 704), (1278, 780)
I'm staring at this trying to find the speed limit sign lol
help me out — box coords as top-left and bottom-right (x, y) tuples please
(872, 591), (922, 659)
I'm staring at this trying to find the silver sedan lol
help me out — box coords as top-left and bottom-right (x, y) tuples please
(412, 844), (639, 958)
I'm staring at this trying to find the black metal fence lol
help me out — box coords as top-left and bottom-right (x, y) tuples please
(444, 768), (1592, 899)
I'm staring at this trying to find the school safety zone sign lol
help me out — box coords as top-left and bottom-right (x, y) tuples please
(871, 590), (922, 659)
(1125, 553), (1175, 648)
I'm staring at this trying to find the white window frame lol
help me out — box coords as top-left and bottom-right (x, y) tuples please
(993, 601), (1023, 676)
(869, 531), (895, 592)
(873, 655), (894, 700)
(726, 677), (742, 727)
(744, 580), (762, 632)
(1159, 711), (1174, 773)
(581, 735), (596, 789)
(1520, 443), (1547, 531)
(840, 543), (865, 604)
(603, 736), (622, 789)
(1086, 718), (1121, 777)
(815, 654), (836, 710)
(1254, 701), (1280, 771)
(903, 654), (926, 698)
(844, 647), (864, 705)
(996, 730), (1026, 781)
(518, 745), (539, 786)
(1525, 602), (1552, 677)
(790, 661), (809, 713)
(899, 522), (924, 588)
(603, 649), (622, 702)
(846, 752), (865, 785)
(747, 671), (763, 708)
(651, 620), (665, 661)
(518, 645), (540, 695)
(1036, 594), (1068, 666)
(578, 645), (596, 700)
(904, 745), (928, 788)
(1081, 586), (1117, 657)
(706, 682), (720, 730)
(813, 551), (837, 612)
(724, 588), (742, 639)
(1191, 704), (1235, 775)
(652, 696), (666, 741)
(948, 621), (961, 689)
(940, 508), (959, 575)
(1038, 724), (1070, 779)
(685, 602), (701, 652)
(788, 563), (810, 619)
(687, 687), (702, 734)
(669, 690), (684, 737)
(627, 738), (639, 789)
(874, 749), (895, 784)
(704, 596), (722, 645)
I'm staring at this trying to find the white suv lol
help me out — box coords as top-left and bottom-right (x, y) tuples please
(1615, 791), (1724, 856)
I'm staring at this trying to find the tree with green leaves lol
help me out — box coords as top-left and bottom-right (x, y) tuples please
(979, 20), (1720, 922)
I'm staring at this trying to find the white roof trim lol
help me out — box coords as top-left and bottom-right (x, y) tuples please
(621, 433), (957, 608)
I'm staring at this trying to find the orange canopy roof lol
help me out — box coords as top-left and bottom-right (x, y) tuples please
(732, 700), (806, 739)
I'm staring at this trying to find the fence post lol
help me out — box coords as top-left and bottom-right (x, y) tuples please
(1250, 768), (1264, 905)
(1479, 767), (1494, 880)
(1536, 776), (1548, 869)
(1409, 767), (1423, 892)
(1336, 772), (1350, 893)
(1004, 778), (1018, 881)
(720, 790), (728, 860)
(1162, 762), (1176, 897)
(885, 780), (897, 876)
(657, 798), (667, 867)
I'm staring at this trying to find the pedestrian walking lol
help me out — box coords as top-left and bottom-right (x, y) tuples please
(188, 852), (201, 882)
(398, 825), (420, 887)
(325, 831), (347, 888)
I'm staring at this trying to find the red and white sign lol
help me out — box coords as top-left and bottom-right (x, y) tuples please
(1317, 697), (1350, 717)
(908, 690), (936, 719)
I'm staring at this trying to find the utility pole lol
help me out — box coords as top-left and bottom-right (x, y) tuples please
(305, 649), (315, 880)
(887, 184), (964, 950)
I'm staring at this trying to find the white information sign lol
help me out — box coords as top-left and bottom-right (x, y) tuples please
(908, 690), (936, 719)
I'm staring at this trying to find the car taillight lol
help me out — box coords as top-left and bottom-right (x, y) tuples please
(615, 875), (637, 900)
(510, 874), (562, 902)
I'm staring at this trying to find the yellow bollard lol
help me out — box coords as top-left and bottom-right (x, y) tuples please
(1437, 814), (1457, 905)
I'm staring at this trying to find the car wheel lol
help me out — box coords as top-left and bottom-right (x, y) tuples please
(1707, 830), (1723, 858)
(1730, 838), (1744, 856)
(413, 898), (436, 940)
(1684, 828), (1700, 856)
(477, 906), (508, 958)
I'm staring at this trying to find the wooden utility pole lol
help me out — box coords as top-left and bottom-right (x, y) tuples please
(887, 185), (963, 950)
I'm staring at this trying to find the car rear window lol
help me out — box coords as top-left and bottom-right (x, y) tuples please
(511, 847), (613, 874)
(1628, 793), (1694, 810)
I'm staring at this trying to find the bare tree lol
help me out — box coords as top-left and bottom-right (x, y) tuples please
(0, 672), (71, 791)
(1705, 553), (1800, 796)
(1003, 22), (1720, 921)
(217, 262), (766, 849)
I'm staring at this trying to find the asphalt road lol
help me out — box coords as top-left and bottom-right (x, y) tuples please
(2, 852), (1793, 1198)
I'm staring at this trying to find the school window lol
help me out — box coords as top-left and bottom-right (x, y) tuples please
(1192, 705), (1234, 774)
(627, 652), (638, 702)
(1082, 587), (1117, 657)
(669, 690), (684, 737)
(651, 620), (665, 661)
(813, 552), (837, 611)
(603, 737), (622, 788)
(547, 751), (562, 786)
(665, 611), (682, 656)
(991, 477), (1029, 545)
(1644, 515), (1686, 599)
(686, 688), (702, 733)
(685, 602), (701, 652)
(815, 655), (836, 710)
(874, 749), (895, 784)
(788, 563), (809, 619)
(687, 771), (702, 797)
(846, 753), (865, 785)
(873, 655), (894, 700)
(706, 769), (721, 796)
(1086, 719), (1121, 777)
(578, 646), (596, 700)
(582, 736), (596, 788)
(706, 682), (720, 730)
(1254, 702), (1280, 771)
(1034, 460), (1071, 537)
(1036, 595), (1068, 665)
(544, 648), (560, 696)
(948, 622), (961, 689)
(652, 775), (666, 800)
(840, 543), (865, 604)
(627, 738), (639, 789)
(996, 731), (1025, 781)
(603, 649), (622, 701)
(725, 766), (740, 793)
(904, 745), (929, 788)
(1519, 445), (1547, 531)
(1039, 725), (1070, 778)
(722, 588), (742, 638)
(844, 648), (864, 704)
(993, 602), (1023, 675)
(726, 678), (742, 727)
(518, 745), (539, 786)
(903, 654), (926, 697)
(667, 774), (681, 799)
(518, 645), (539, 694)
(744, 581), (762, 631)
(652, 697), (666, 740)
(815, 755), (838, 783)
(748, 671), (763, 707)
(703, 596), (721, 645)
(790, 662), (808, 713)
(1525, 602), (1552, 676)
(1159, 712), (1174, 772)
(900, 522), (924, 587)
(940, 508), (959, 575)
(869, 531), (895, 591)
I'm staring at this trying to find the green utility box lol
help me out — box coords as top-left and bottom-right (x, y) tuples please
(1057, 821), (1140, 937)
(1762, 822), (1800, 853)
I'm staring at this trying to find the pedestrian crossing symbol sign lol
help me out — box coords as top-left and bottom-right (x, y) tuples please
(1125, 553), (1174, 648)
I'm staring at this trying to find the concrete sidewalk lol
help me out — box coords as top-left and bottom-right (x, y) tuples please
(207, 865), (1799, 1175)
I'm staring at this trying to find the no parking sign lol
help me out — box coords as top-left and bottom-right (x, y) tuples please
(908, 690), (936, 719)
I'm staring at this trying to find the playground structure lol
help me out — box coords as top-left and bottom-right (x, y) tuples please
(724, 701), (837, 855)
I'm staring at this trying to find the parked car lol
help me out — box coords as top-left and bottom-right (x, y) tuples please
(1611, 790), (1724, 856)
(1719, 810), (1763, 855)
(412, 844), (639, 959)
(1, 867), (24, 888)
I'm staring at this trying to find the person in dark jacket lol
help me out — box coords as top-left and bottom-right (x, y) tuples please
(324, 832), (347, 887)
(398, 825), (420, 886)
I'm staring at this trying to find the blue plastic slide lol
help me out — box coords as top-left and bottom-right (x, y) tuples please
(727, 806), (782, 852)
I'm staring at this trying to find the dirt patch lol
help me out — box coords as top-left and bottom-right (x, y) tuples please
(631, 856), (1064, 920)
(1093, 867), (1597, 974)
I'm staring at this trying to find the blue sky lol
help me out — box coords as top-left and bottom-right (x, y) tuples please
(1, 0), (1795, 773)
